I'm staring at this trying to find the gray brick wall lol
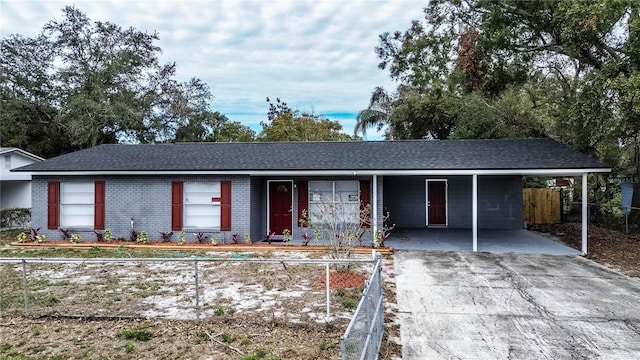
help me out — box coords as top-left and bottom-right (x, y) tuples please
(32, 175), (251, 242)
(384, 175), (523, 229)
(478, 176), (523, 229)
(447, 176), (473, 228)
(31, 173), (522, 243)
(249, 177), (265, 243)
(384, 176), (426, 228)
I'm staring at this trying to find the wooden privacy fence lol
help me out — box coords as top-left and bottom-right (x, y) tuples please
(523, 188), (561, 224)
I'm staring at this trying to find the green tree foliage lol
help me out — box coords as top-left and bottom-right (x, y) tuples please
(174, 111), (255, 142)
(354, 87), (392, 138)
(258, 98), (354, 141)
(364, 0), (640, 221)
(0, 34), (72, 158)
(1, 6), (241, 156)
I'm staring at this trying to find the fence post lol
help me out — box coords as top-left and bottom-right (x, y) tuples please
(194, 259), (200, 321)
(22, 259), (29, 317)
(326, 261), (330, 320)
(625, 211), (629, 234)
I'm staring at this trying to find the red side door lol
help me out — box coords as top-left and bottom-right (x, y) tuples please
(427, 181), (447, 226)
(269, 182), (292, 235)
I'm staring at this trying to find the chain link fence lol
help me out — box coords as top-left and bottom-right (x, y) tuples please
(341, 254), (384, 360)
(0, 255), (379, 329)
(565, 202), (640, 233)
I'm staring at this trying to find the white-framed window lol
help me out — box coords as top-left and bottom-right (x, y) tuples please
(308, 180), (360, 224)
(60, 182), (94, 227)
(184, 182), (221, 228)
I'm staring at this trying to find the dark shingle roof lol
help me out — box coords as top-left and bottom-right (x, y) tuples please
(13, 139), (609, 173)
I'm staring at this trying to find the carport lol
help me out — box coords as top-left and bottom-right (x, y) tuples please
(371, 140), (611, 254)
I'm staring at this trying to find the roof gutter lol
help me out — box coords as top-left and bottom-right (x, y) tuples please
(26, 168), (611, 177)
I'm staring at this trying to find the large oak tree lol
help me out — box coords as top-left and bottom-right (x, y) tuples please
(1, 6), (249, 157)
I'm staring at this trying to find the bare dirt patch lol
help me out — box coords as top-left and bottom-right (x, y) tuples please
(0, 315), (345, 359)
(0, 251), (401, 359)
(530, 222), (640, 277)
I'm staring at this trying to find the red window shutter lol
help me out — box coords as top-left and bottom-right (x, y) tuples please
(171, 181), (183, 231)
(94, 181), (105, 230)
(359, 180), (371, 228)
(297, 181), (308, 227)
(47, 181), (59, 229)
(220, 180), (231, 231)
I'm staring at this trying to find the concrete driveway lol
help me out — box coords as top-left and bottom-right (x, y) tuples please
(395, 251), (640, 359)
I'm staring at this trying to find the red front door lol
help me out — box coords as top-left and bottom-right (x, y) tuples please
(427, 181), (447, 226)
(269, 182), (292, 235)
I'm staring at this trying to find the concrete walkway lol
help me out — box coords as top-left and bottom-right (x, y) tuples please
(386, 228), (579, 255)
(394, 251), (640, 359)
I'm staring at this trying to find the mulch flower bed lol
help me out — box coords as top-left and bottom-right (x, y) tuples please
(9, 240), (394, 255)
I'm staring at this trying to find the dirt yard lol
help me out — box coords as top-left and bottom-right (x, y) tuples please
(7, 221), (636, 359)
(0, 244), (401, 360)
(530, 222), (640, 277)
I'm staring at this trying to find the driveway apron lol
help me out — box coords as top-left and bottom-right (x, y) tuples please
(394, 250), (640, 359)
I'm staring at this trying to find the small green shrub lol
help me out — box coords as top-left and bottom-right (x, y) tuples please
(213, 305), (225, 316)
(16, 232), (28, 243)
(116, 328), (151, 341)
(33, 279), (51, 287)
(32, 327), (41, 336)
(318, 342), (338, 351)
(340, 298), (357, 309)
(136, 231), (149, 243)
(69, 233), (80, 244)
(1, 342), (12, 351)
(42, 294), (60, 306)
(241, 347), (268, 360)
(125, 341), (135, 353)
(221, 332), (233, 343)
(104, 228), (113, 241)
(0, 296), (8, 310)
(0, 208), (30, 228)
(240, 337), (251, 345)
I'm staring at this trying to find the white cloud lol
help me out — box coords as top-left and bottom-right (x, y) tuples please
(1, 0), (427, 138)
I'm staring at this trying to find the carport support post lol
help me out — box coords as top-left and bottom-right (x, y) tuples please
(472, 174), (478, 252)
(372, 174), (378, 237)
(582, 173), (588, 254)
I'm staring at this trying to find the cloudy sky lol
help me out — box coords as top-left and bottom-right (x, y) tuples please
(1, 0), (427, 138)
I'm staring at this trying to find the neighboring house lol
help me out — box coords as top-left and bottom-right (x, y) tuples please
(12, 139), (610, 250)
(0, 147), (44, 210)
